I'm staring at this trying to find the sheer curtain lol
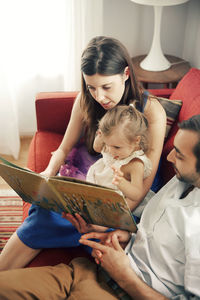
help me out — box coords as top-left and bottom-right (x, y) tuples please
(0, 0), (103, 159)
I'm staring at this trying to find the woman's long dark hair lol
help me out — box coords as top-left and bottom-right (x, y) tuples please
(80, 36), (143, 154)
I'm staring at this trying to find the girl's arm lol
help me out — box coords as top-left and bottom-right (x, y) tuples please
(41, 93), (84, 176)
(112, 159), (145, 211)
(114, 97), (166, 208)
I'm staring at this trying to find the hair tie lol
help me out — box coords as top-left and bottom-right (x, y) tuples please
(128, 103), (135, 115)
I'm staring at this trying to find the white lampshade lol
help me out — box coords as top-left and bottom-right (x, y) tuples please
(130, 0), (190, 71)
(131, 0), (189, 5)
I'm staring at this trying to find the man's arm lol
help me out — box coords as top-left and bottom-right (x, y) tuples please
(79, 233), (168, 300)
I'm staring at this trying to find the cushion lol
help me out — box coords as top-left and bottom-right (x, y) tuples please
(162, 68), (200, 184)
(151, 96), (183, 138)
(164, 68), (200, 156)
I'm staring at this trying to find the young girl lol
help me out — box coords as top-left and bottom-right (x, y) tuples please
(87, 104), (154, 218)
(0, 36), (166, 270)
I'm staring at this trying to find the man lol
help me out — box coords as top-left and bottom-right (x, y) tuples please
(0, 115), (200, 299)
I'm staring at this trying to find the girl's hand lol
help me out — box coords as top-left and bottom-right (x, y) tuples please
(79, 233), (132, 283)
(62, 213), (107, 234)
(93, 129), (105, 153)
(111, 165), (124, 186)
(96, 129), (102, 137)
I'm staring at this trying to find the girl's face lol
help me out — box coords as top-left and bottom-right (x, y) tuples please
(103, 128), (138, 160)
(83, 71), (129, 110)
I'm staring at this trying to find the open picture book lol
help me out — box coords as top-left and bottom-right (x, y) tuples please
(0, 156), (137, 232)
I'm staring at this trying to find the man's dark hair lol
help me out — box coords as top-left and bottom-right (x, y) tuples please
(178, 115), (200, 172)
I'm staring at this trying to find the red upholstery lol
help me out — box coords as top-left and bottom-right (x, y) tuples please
(27, 247), (91, 268)
(161, 68), (200, 183)
(27, 132), (63, 175)
(35, 92), (78, 134)
(25, 68), (200, 267)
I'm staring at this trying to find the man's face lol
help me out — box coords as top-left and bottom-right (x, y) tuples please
(167, 129), (200, 187)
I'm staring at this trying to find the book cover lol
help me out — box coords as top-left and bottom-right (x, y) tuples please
(0, 156), (137, 232)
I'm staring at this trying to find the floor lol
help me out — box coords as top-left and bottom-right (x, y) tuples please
(0, 137), (33, 191)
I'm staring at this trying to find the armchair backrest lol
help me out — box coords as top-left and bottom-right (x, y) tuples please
(35, 92), (78, 134)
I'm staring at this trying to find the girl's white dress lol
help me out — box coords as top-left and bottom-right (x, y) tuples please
(86, 150), (154, 218)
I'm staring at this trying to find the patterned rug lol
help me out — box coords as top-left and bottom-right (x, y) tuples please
(0, 192), (23, 253)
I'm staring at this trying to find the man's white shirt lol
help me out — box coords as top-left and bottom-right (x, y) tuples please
(126, 176), (200, 299)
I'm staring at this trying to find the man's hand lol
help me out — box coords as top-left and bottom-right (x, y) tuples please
(80, 232), (169, 300)
(81, 230), (131, 248)
(79, 232), (132, 283)
(63, 213), (107, 234)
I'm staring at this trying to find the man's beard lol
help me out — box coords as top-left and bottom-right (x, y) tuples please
(173, 164), (199, 185)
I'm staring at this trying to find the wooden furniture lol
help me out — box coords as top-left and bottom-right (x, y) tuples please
(132, 55), (190, 88)
(130, 0), (190, 71)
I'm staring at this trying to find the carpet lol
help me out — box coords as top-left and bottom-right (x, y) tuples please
(0, 193), (23, 253)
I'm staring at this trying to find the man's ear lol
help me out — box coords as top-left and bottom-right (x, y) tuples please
(123, 66), (130, 81)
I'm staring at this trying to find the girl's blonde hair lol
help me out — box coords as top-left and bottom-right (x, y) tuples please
(98, 104), (149, 152)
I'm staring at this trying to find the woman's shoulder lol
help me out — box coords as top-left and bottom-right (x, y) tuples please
(73, 92), (84, 114)
(143, 93), (166, 120)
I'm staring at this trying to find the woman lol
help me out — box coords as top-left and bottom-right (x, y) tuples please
(0, 36), (166, 270)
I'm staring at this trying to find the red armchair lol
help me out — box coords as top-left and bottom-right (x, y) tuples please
(25, 68), (200, 267)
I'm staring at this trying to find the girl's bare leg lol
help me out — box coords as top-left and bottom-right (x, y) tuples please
(0, 232), (41, 270)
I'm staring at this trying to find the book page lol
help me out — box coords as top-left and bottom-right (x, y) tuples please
(0, 163), (63, 213)
(0, 156), (137, 232)
(49, 177), (137, 232)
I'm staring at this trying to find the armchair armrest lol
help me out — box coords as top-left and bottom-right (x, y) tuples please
(35, 92), (79, 134)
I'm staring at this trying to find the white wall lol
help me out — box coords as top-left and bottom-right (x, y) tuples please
(20, 0), (200, 136)
(183, 0), (200, 68)
(17, 75), (65, 136)
(103, 0), (200, 68)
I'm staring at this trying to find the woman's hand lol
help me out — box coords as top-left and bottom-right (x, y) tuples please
(40, 170), (53, 177)
(62, 213), (108, 234)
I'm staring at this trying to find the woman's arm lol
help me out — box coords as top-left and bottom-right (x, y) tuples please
(141, 97), (166, 196)
(41, 94), (84, 176)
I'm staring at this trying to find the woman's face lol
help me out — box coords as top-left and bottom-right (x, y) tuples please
(83, 72), (129, 110)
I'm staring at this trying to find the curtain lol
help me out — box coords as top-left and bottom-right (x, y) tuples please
(0, 0), (103, 159)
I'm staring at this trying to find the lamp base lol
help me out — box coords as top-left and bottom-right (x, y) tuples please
(140, 52), (171, 71)
(130, 0), (190, 71)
